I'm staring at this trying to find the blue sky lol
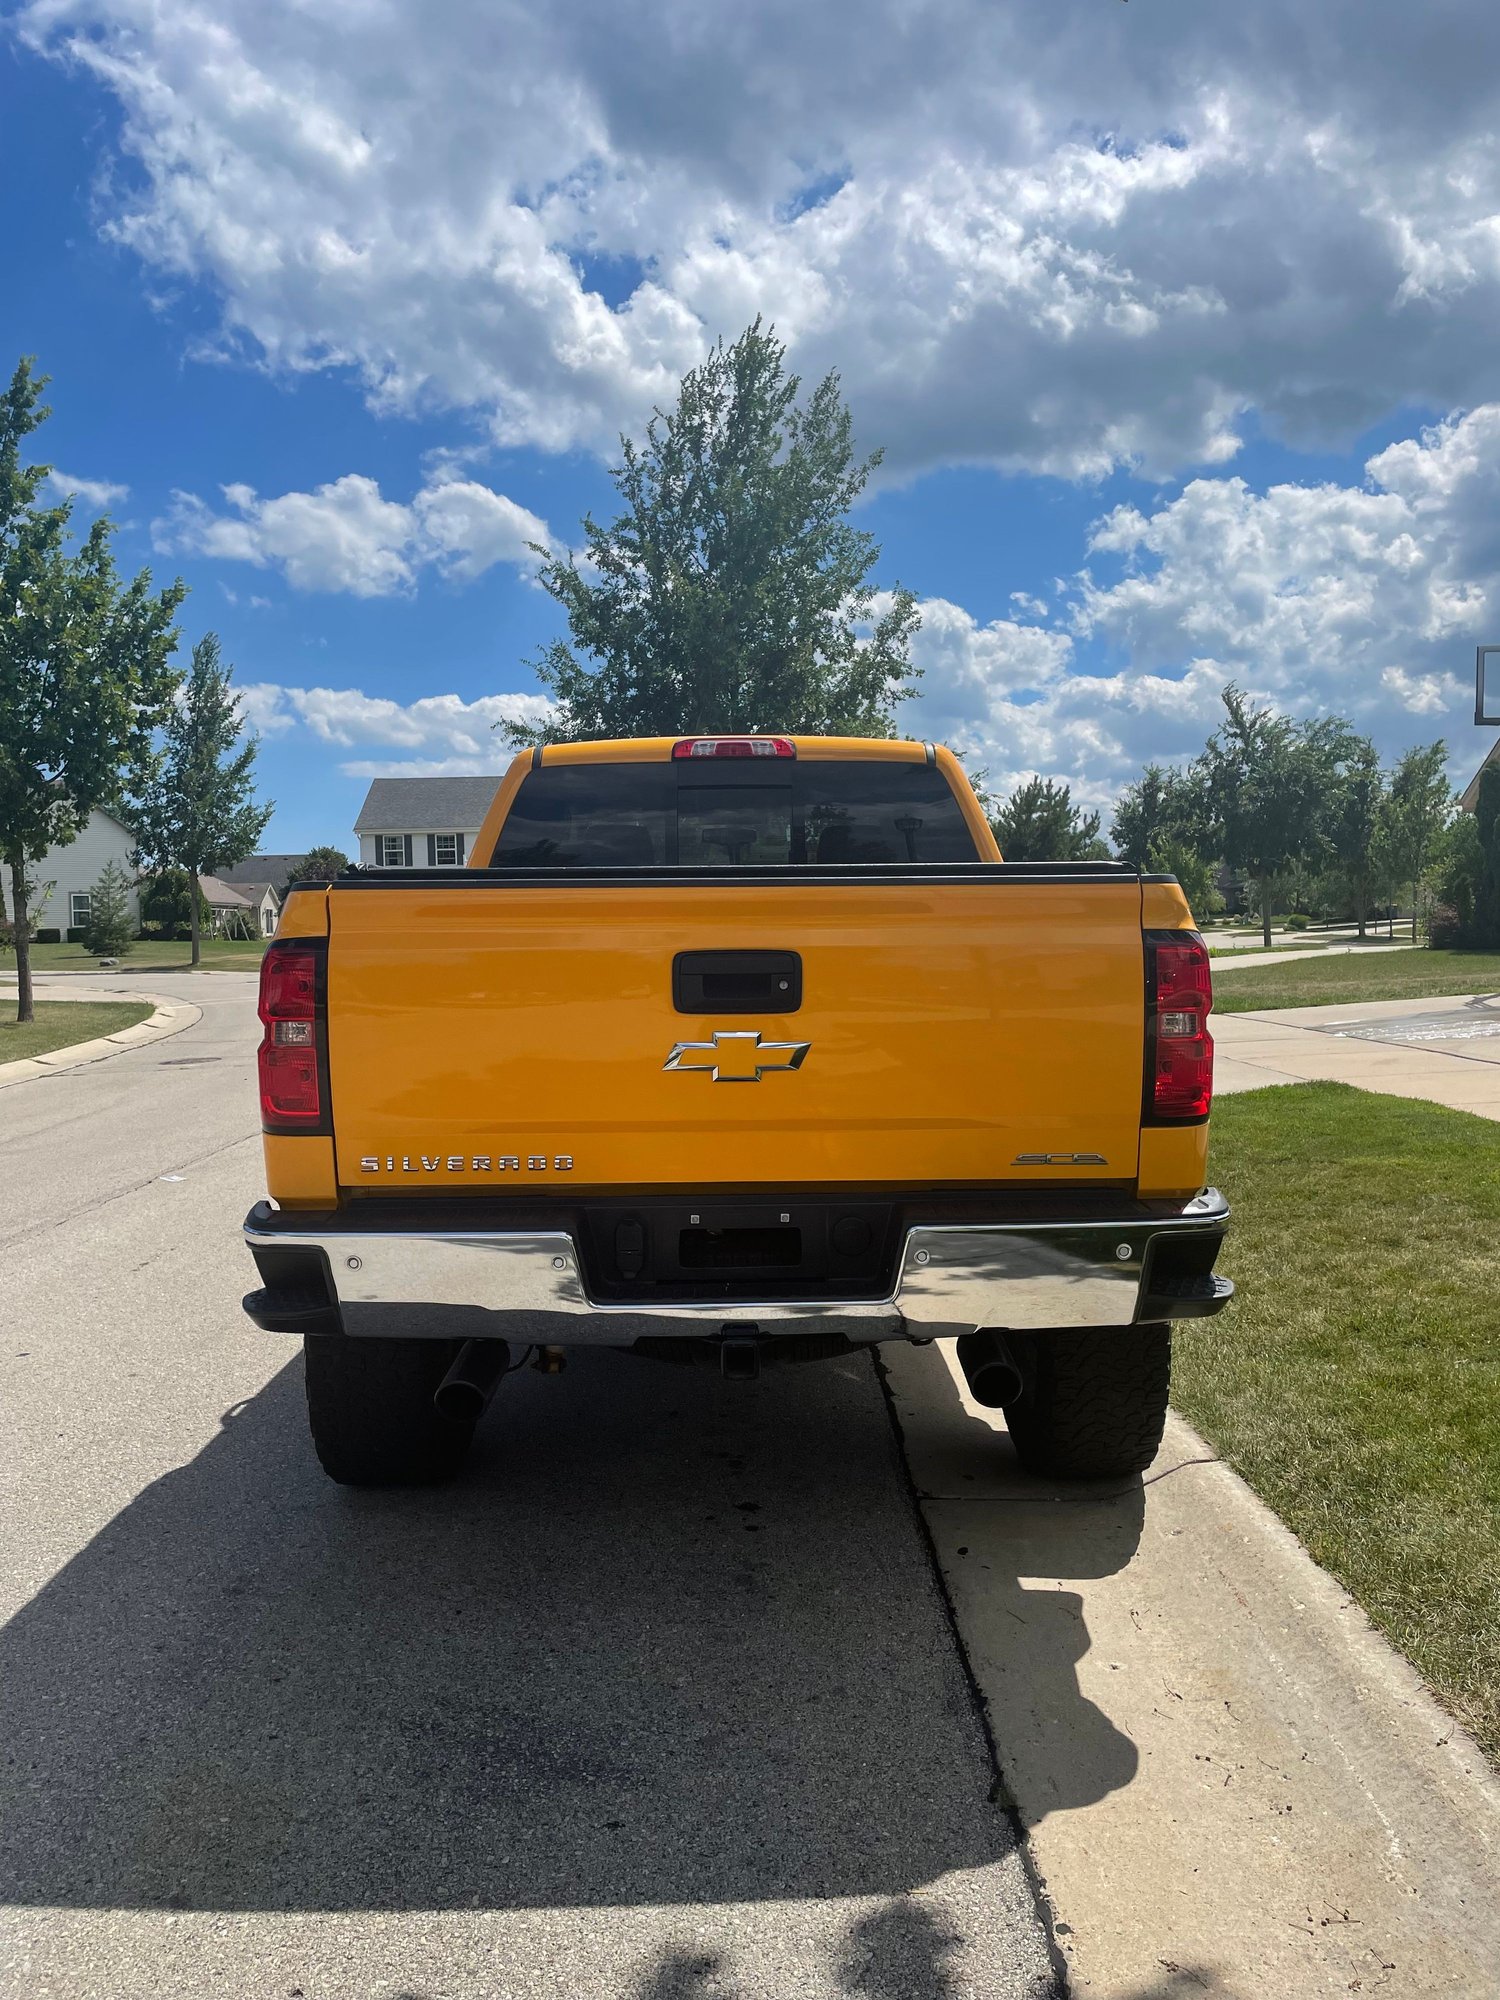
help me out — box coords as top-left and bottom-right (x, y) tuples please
(7, 0), (1500, 855)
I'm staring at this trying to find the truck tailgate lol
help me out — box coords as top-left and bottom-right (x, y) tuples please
(324, 874), (1146, 1191)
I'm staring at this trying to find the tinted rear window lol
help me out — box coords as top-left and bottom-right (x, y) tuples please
(490, 760), (981, 867)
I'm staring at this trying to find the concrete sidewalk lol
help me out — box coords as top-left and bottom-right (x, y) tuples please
(883, 1344), (1500, 2000)
(1212, 941), (1415, 972)
(1215, 991), (1500, 1119)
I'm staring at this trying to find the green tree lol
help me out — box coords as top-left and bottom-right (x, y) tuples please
(130, 632), (273, 966)
(293, 845), (349, 884)
(1324, 730), (1385, 939)
(82, 858), (134, 955)
(1469, 764), (1500, 949)
(1194, 686), (1332, 946)
(1380, 742), (1451, 938)
(0, 357), (185, 1021)
(508, 321), (920, 744)
(1148, 835), (1222, 920)
(993, 775), (1108, 860)
(139, 868), (210, 941)
(1112, 763), (1175, 866)
(1111, 763), (1216, 903)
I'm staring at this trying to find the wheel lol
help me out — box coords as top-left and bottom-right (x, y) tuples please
(302, 1335), (476, 1486)
(998, 1323), (1172, 1480)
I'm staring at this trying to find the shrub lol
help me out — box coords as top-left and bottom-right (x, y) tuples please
(83, 860), (134, 956)
(35, 928), (60, 944)
(140, 868), (211, 940)
(1433, 811), (1485, 947)
(1428, 903), (1466, 950)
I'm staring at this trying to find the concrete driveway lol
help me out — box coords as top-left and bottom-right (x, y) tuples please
(1216, 990), (1500, 1118)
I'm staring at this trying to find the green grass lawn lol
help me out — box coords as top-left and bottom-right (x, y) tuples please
(1214, 948), (1500, 1013)
(1176, 1082), (1500, 1761)
(0, 1000), (154, 1062)
(19, 937), (268, 974)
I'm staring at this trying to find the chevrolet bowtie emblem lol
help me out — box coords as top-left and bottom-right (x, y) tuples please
(663, 1030), (812, 1082)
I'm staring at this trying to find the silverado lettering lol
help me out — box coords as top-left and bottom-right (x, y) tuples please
(244, 735), (1232, 1488)
(357, 1155), (575, 1173)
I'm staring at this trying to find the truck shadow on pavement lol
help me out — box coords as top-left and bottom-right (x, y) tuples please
(0, 1344), (1144, 1916)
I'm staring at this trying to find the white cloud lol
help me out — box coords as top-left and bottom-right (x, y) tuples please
(153, 472), (553, 596)
(21, 0), (1500, 479)
(1074, 405), (1498, 705)
(243, 684), (554, 772)
(899, 408), (1500, 801)
(234, 407), (1497, 805)
(236, 682), (298, 734)
(41, 468), (129, 509)
(413, 480), (550, 580)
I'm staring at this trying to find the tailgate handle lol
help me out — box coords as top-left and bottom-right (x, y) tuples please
(673, 951), (802, 1014)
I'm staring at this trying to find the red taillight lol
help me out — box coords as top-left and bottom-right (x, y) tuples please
(1147, 932), (1213, 1122)
(258, 942), (325, 1129)
(672, 736), (796, 759)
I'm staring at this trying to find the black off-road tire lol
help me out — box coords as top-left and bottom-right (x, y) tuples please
(1000, 1323), (1172, 1480)
(302, 1335), (475, 1487)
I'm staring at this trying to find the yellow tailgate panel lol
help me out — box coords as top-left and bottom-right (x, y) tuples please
(326, 881), (1146, 1191)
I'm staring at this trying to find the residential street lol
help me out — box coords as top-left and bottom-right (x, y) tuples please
(0, 973), (1056, 2000)
(6, 975), (1500, 1999)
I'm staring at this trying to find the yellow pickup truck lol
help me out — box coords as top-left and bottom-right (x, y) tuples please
(243, 735), (1230, 1486)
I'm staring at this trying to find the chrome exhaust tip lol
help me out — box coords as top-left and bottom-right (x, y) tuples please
(955, 1330), (1023, 1410)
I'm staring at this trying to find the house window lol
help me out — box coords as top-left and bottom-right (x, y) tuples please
(430, 833), (462, 867)
(378, 835), (410, 867)
(70, 892), (92, 930)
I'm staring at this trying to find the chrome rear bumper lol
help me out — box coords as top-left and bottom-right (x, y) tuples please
(243, 1190), (1231, 1343)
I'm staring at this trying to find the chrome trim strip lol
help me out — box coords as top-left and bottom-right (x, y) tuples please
(246, 1191), (1228, 1344)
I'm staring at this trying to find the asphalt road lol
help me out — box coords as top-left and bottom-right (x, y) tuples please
(0, 972), (1056, 2000)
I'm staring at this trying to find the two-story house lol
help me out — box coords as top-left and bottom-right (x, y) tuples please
(352, 776), (505, 869)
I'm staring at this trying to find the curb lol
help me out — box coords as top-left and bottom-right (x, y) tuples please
(0, 990), (203, 1090)
(883, 1341), (1500, 1998)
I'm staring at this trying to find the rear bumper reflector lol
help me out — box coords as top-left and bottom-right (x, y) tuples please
(243, 1190), (1231, 1343)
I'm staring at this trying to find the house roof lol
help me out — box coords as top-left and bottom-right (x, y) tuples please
(233, 881), (281, 907)
(1460, 739), (1500, 812)
(218, 854), (313, 885)
(197, 874), (253, 909)
(353, 775), (505, 834)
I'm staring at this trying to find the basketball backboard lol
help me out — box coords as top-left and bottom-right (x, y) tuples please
(1478, 645), (1500, 725)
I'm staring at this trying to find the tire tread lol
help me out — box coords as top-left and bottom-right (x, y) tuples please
(1002, 1324), (1172, 1480)
(303, 1336), (475, 1486)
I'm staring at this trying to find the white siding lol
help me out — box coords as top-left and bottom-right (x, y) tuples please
(357, 827), (481, 867)
(1, 811), (140, 936)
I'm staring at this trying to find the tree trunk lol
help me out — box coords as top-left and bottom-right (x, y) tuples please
(1259, 874), (1272, 948)
(1356, 878), (1368, 941)
(8, 852), (35, 1025)
(189, 867), (202, 968)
